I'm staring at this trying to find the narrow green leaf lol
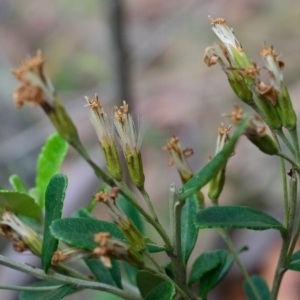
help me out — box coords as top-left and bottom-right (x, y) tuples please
(136, 270), (165, 298)
(196, 206), (285, 232)
(36, 133), (68, 207)
(181, 194), (199, 264)
(118, 194), (144, 233)
(42, 174), (68, 272)
(146, 242), (166, 253)
(19, 282), (74, 300)
(9, 175), (27, 192)
(50, 218), (124, 250)
(188, 249), (226, 286)
(288, 250), (300, 271)
(145, 282), (175, 300)
(180, 116), (250, 200)
(0, 190), (41, 220)
(244, 275), (270, 300)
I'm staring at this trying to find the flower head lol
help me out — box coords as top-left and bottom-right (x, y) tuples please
(52, 247), (92, 266)
(86, 95), (123, 181)
(93, 232), (144, 269)
(0, 211), (42, 256)
(12, 50), (54, 108)
(114, 101), (145, 188)
(163, 137), (194, 183)
(114, 101), (145, 154)
(95, 188), (146, 251)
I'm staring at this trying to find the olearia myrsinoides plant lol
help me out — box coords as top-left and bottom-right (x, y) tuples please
(1, 16), (300, 300)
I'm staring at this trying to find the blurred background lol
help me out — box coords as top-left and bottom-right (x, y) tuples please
(1, 0), (300, 299)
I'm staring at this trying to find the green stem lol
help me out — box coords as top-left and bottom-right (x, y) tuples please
(54, 263), (92, 281)
(271, 169), (297, 299)
(276, 152), (300, 171)
(289, 128), (300, 164)
(139, 187), (159, 223)
(0, 255), (142, 300)
(70, 138), (115, 186)
(273, 133), (289, 228)
(118, 181), (172, 249)
(220, 230), (261, 300)
(0, 285), (65, 292)
(275, 128), (295, 157)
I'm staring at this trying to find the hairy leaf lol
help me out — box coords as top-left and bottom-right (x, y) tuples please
(244, 275), (270, 300)
(42, 174), (68, 272)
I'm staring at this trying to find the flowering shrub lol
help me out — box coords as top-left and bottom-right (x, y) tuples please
(0, 17), (299, 300)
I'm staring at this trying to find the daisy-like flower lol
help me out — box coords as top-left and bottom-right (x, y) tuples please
(0, 211), (42, 256)
(86, 95), (123, 181)
(95, 188), (146, 251)
(12, 51), (79, 143)
(163, 137), (194, 184)
(93, 232), (144, 269)
(114, 101), (145, 189)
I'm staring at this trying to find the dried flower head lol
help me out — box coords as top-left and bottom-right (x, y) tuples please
(52, 248), (92, 266)
(12, 50), (54, 108)
(0, 211), (42, 256)
(95, 188), (146, 251)
(93, 232), (144, 269)
(85, 95), (114, 146)
(114, 101), (145, 153)
(163, 137), (194, 183)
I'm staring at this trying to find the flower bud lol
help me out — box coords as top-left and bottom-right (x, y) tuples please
(208, 124), (231, 204)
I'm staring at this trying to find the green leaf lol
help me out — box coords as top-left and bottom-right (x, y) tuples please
(287, 250), (300, 271)
(84, 258), (115, 285)
(244, 275), (270, 300)
(181, 194), (199, 264)
(136, 270), (165, 298)
(71, 207), (94, 218)
(42, 174), (68, 272)
(9, 175), (27, 192)
(36, 133), (68, 207)
(19, 282), (74, 300)
(123, 261), (138, 285)
(28, 187), (42, 206)
(118, 194), (144, 233)
(50, 218), (124, 250)
(188, 249), (226, 286)
(146, 242), (166, 253)
(145, 282), (175, 300)
(196, 206), (285, 232)
(180, 116), (250, 199)
(0, 190), (41, 220)
(110, 260), (122, 289)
